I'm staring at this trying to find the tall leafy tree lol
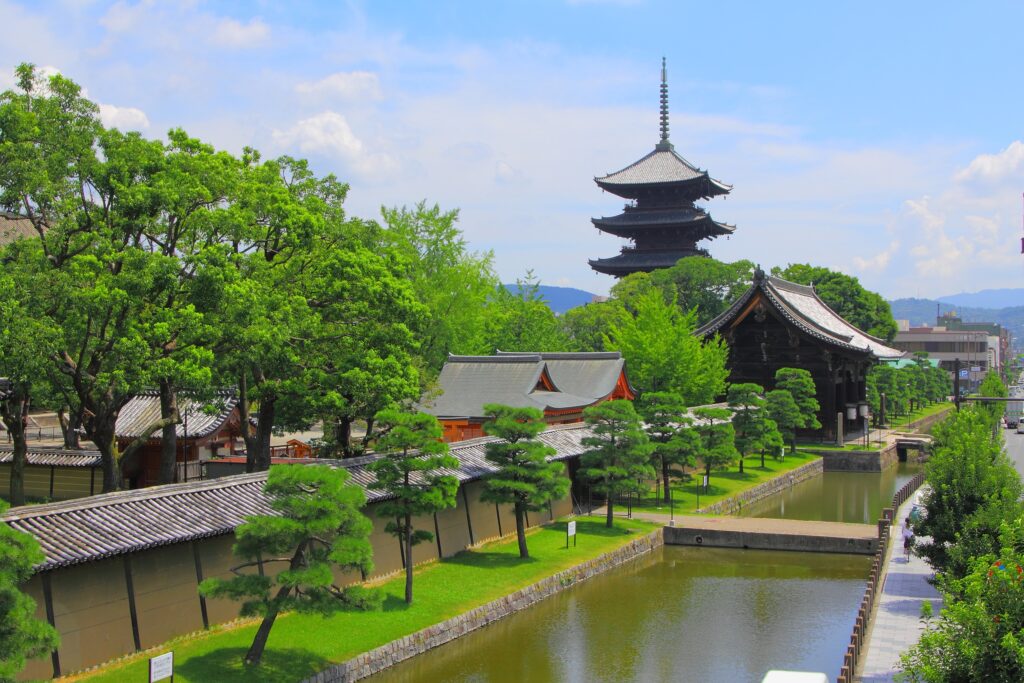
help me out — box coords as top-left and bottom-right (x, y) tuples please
(637, 391), (699, 503)
(605, 288), (729, 403)
(480, 404), (568, 559)
(691, 406), (738, 489)
(978, 371), (1008, 427)
(772, 263), (898, 341)
(560, 301), (629, 353)
(774, 367), (821, 434)
(380, 202), (497, 373)
(199, 465), (380, 666)
(766, 389), (801, 454)
(367, 410), (459, 603)
(647, 257), (755, 326)
(480, 272), (572, 354)
(580, 400), (653, 528)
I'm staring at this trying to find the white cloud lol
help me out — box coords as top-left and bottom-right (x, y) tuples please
(954, 140), (1024, 183)
(210, 17), (269, 48)
(295, 71), (382, 100)
(853, 241), (900, 272)
(99, 103), (150, 130)
(272, 111), (396, 176)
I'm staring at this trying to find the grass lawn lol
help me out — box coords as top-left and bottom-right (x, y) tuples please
(886, 402), (952, 430)
(73, 518), (659, 683)
(626, 449), (819, 515)
(806, 443), (880, 452)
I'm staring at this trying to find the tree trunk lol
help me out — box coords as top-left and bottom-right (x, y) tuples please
(254, 399), (275, 471)
(662, 459), (672, 504)
(238, 372), (258, 473)
(3, 393), (29, 506)
(605, 496), (614, 528)
(514, 501), (529, 559)
(760, 448), (766, 468)
(334, 417), (353, 458)
(791, 435), (797, 454)
(404, 512), (414, 604)
(360, 416), (375, 452)
(244, 602), (281, 666)
(739, 455), (744, 473)
(158, 380), (178, 484)
(58, 405), (82, 450)
(95, 423), (122, 492)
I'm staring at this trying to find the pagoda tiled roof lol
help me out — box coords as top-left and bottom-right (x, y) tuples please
(592, 207), (735, 237)
(595, 144), (731, 197)
(588, 248), (708, 275)
(696, 273), (906, 360)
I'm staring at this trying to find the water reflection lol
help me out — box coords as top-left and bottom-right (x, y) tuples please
(367, 547), (869, 683)
(743, 462), (920, 523)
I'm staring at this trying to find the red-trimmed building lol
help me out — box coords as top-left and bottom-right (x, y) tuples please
(422, 352), (636, 442)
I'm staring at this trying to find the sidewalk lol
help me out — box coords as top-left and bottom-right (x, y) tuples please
(856, 491), (941, 682)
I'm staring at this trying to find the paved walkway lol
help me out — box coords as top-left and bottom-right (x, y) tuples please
(618, 509), (877, 540)
(856, 492), (941, 682)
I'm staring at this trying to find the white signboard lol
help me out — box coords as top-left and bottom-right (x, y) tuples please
(702, 475), (709, 489)
(567, 520), (576, 536)
(150, 652), (173, 682)
(971, 366), (982, 372)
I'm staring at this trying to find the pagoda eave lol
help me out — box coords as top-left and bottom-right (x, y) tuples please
(588, 249), (710, 277)
(594, 175), (732, 201)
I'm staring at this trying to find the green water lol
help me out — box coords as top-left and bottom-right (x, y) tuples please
(366, 546), (870, 683)
(742, 461), (920, 523)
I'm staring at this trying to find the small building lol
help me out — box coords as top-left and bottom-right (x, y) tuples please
(891, 324), (992, 387)
(589, 59), (735, 277)
(697, 270), (905, 440)
(115, 389), (242, 488)
(422, 352), (635, 442)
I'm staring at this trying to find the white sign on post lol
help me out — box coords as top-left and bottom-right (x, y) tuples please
(567, 521), (576, 536)
(702, 474), (709, 490)
(566, 520), (577, 548)
(150, 652), (173, 683)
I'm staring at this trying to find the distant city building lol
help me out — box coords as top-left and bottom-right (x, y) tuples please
(697, 270), (905, 441)
(421, 352), (635, 442)
(588, 59), (735, 278)
(892, 311), (1009, 384)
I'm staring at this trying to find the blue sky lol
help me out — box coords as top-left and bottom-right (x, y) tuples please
(3, 1), (1024, 300)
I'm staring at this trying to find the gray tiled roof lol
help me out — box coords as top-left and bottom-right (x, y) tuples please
(115, 389), (239, 440)
(421, 355), (595, 418)
(589, 248), (709, 274)
(1, 423), (593, 572)
(697, 275), (906, 360)
(495, 351), (634, 400)
(0, 211), (40, 247)
(595, 146), (731, 194)
(0, 448), (102, 468)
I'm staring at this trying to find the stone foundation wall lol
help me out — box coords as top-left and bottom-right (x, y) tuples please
(697, 458), (823, 515)
(816, 444), (898, 472)
(303, 529), (665, 683)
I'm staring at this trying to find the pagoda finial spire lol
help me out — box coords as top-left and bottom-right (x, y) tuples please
(659, 57), (670, 144)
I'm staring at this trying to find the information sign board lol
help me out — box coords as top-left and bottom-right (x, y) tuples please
(150, 652), (173, 682)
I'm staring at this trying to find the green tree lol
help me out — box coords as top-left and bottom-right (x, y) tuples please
(900, 517), (1024, 683)
(580, 400), (654, 528)
(647, 257), (755, 326)
(727, 383), (782, 471)
(480, 273), (572, 353)
(978, 371), (1009, 427)
(692, 406), (738, 489)
(638, 391), (699, 504)
(367, 410), (459, 603)
(915, 407), (1020, 576)
(198, 465), (379, 666)
(560, 301), (629, 352)
(605, 288), (729, 403)
(766, 389), (801, 454)
(480, 404), (569, 559)
(0, 501), (59, 681)
(772, 263), (898, 340)
(774, 367), (821, 434)
(380, 202), (497, 374)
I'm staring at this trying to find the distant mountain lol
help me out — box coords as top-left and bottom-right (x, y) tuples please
(503, 284), (598, 314)
(937, 288), (1024, 309)
(889, 297), (1024, 349)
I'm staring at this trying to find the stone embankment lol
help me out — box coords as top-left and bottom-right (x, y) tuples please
(303, 530), (664, 683)
(696, 458), (823, 515)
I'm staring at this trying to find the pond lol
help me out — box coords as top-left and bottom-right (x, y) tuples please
(366, 546), (870, 683)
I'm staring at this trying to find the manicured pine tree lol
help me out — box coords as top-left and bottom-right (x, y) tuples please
(480, 404), (569, 559)
(775, 367), (821, 434)
(766, 389), (801, 454)
(727, 383), (784, 470)
(691, 406), (738, 490)
(581, 400), (654, 528)
(638, 391), (699, 503)
(198, 465), (380, 666)
(367, 409), (459, 604)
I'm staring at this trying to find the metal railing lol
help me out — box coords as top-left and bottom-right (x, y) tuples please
(837, 472), (926, 683)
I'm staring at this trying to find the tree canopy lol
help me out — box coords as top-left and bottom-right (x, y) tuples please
(580, 400), (653, 528)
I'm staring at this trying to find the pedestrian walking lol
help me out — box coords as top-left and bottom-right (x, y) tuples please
(902, 518), (914, 562)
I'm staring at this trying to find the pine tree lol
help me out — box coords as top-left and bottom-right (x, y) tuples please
(638, 391), (699, 503)
(775, 367), (821, 432)
(692, 406), (738, 490)
(198, 465), (379, 666)
(581, 400), (654, 528)
(766, 389), (801, 454)
(480, 404), (569, 558)
(367, 410), (459, 604)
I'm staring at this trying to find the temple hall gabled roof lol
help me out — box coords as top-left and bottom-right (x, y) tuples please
(696, 272), (906, 360)
(495, 351), (636, 400)
(595, 144), (732, 198)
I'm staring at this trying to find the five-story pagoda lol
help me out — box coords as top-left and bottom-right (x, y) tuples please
(589, 59), (735, 277)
